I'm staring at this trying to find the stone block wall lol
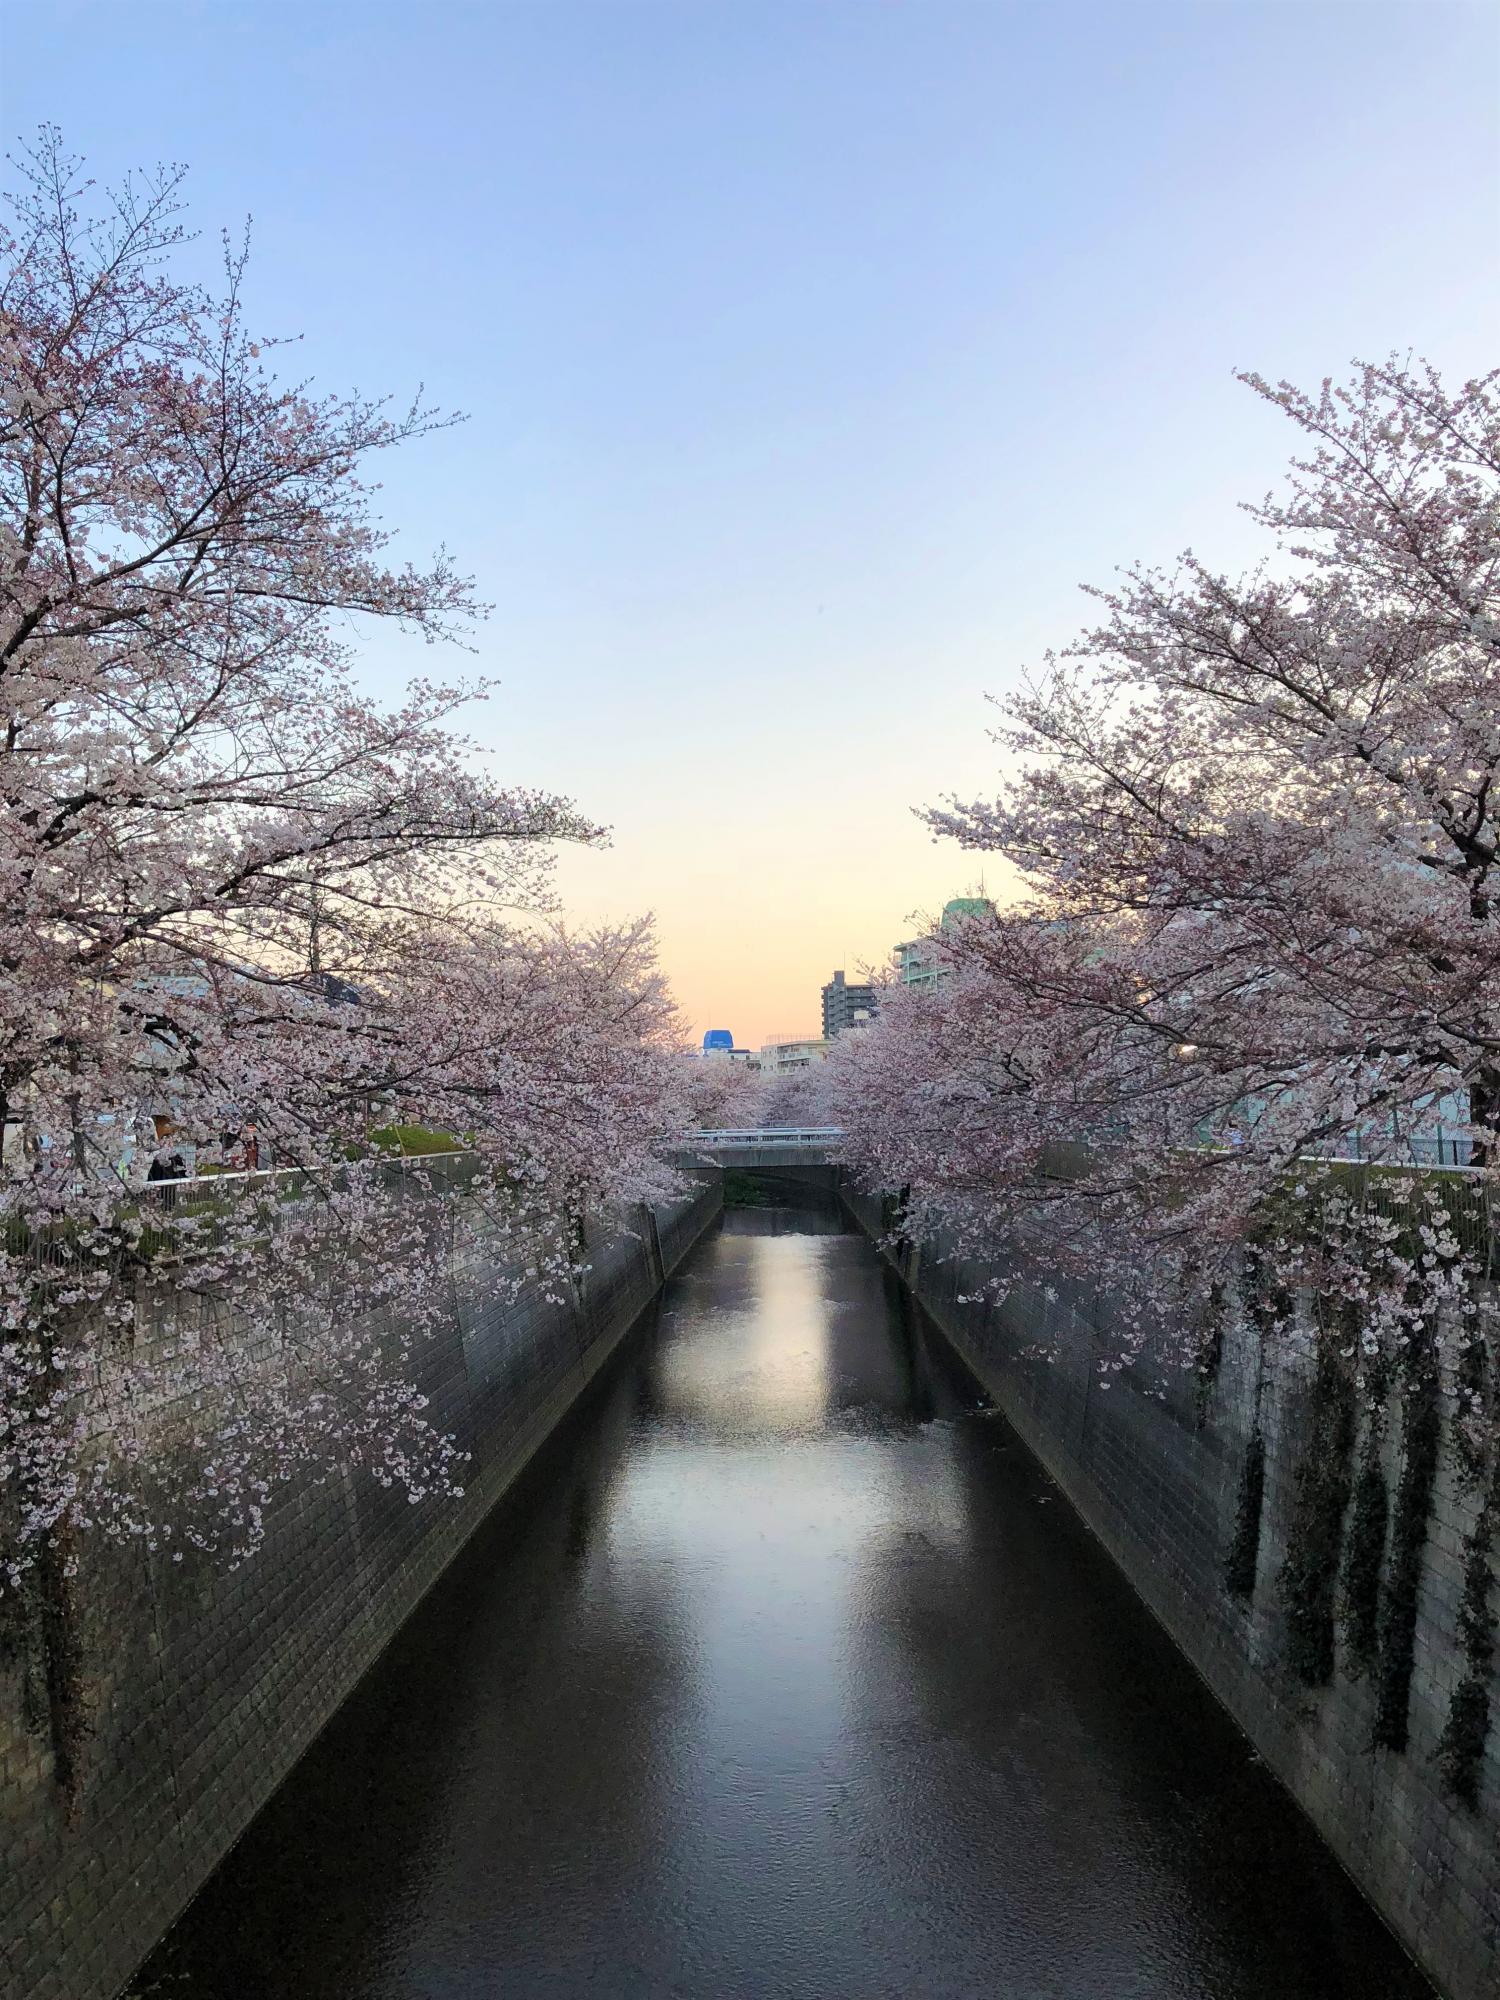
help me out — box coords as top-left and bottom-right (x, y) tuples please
(844, 1185), (1499, 2000)
(1, 1176), (721, 2000)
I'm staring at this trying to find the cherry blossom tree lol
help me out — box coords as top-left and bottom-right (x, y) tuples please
(836, 358), (1499, 1379)
(755, 1065), (835, 1129)
(0, 134), (680, 1585)
(673, 1051), (762, 1132)
(673, 1054), (839, 1135)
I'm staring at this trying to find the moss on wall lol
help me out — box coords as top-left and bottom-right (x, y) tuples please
(1373, 1326), (1442, 1753)
(1278, 1318), (1357, 1686)
(1439, 1329), (1497, 1808)
(1224, 1428), (1267, 1601)
(1339, 1404), (1389, 1678)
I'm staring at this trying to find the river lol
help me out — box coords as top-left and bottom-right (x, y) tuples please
(135, 1201), (1430, 1999)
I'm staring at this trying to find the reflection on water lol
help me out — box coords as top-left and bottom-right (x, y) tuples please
(137, 1205), (1430, 2000)
(651, 1232), (834, 1434)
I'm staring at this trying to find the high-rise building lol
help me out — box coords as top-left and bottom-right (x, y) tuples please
(821, 969), (878, 1039)
(897, 897), (996, 986)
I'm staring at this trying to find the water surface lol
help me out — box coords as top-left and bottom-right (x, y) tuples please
(137, 1204), (1430, 1999)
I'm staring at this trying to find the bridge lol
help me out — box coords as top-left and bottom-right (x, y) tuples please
(675, 1125), (845, 1167)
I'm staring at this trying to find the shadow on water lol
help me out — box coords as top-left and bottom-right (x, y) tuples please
(133, 1203), (1432, 2000)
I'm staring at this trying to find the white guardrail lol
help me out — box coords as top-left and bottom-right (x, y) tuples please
(679, 1128), (845, 1147)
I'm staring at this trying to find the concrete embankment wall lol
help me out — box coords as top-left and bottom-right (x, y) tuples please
(843, 1185), (1499, 2000)
(1, 1176), (721, 2000)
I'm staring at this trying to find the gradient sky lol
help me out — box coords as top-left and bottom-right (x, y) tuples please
(5, 0), (1498, 1044)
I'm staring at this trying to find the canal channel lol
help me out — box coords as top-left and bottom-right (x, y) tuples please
(135, 1199), (1430, 1999)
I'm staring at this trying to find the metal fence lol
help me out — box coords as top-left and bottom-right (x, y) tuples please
(679, 1127), (844, 1148)
(1323, 1131), (1475, 1169)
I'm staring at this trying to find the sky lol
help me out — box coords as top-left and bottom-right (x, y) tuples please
(4, 0), (1497, 1046)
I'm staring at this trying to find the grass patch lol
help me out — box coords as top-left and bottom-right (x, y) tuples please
(366, 1124), (463, 1157)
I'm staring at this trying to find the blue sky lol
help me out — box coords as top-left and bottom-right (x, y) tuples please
(6, 0), (1497, 1042)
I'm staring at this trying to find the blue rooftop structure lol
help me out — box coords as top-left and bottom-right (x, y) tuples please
(702, 1028), (735, 1053)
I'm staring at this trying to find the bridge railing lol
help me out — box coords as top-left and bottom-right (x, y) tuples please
(677, 1127), (845, 1148)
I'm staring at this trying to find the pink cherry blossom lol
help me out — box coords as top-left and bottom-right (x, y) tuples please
(834, 358), (1499, 1391)
(0, 134), (682, 1586)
